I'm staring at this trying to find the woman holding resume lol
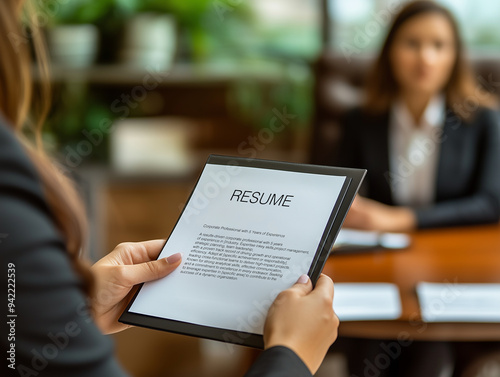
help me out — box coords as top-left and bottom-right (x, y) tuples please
(0, 0), (338, 376)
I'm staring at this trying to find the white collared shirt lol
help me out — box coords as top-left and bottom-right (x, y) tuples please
(389, 95), (446, 208)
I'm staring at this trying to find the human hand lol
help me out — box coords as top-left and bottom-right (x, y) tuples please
(263, 274), (339, 374)
(344, 196), (416, 232)
(90, 240), (182, 334)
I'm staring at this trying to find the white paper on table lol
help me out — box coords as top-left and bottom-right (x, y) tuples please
(334, 228), (411, 249)
(129, 163), (348, 335)
(334, 229), (379, 247)
(333, 283), (402, 321)
(417, 282), (500, 322)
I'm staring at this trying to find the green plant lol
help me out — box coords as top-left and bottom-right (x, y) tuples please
(45, 83), (116, 162)
(138, 0), (212, 25)
(229, 64), (314, 131)
(49, 0), (135, 25)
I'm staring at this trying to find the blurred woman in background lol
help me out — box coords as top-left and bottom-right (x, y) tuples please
(0, 1), (338, 376)
(335, 0), (500, 233)
(332, 1), (500, 376)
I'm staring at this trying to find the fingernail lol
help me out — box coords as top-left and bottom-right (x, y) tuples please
(166, 253), (182, 264)
(297, 274), (309, 284)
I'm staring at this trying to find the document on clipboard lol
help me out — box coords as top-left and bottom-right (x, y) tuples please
(120, 155), (366, 348)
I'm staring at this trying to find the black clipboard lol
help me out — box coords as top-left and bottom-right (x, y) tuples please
(120, 155), (366, 348)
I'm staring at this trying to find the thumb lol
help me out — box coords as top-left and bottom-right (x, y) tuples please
(311, 274), (334, 301)
(124, 253), (182, 286)
(287, 274), (313, 296)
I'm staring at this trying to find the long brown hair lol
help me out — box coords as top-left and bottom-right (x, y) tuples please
(0, 0), (93, 292)
(364, 0), (495, 117)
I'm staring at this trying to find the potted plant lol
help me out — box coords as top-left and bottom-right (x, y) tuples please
(119, 0), (180, 69)
(124, 0), (228, 63)
(118, 0), (220, 68)
(46, 0), (135, 67)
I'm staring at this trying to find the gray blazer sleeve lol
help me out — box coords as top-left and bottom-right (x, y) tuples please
(244, 346), (312, 377)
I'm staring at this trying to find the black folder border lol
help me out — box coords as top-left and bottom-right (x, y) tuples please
(119, 155), (366, 349)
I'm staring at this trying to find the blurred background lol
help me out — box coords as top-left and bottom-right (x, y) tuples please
(33, 0), (500, 376)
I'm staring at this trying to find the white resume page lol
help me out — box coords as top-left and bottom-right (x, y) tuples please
(129, 162), (347, 335)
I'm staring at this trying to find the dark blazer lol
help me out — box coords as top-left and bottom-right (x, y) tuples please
(333, 106), (500, 228)
(0, 118), (311, 377)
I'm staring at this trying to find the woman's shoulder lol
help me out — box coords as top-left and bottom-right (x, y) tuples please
(0, 116), (42, 189)
(0, 115), (25, 153)
(0, 117), (128, 377)
(0, 116), (62, 254)
(451, 105), (500, 126)
(474, 106), (500, 125)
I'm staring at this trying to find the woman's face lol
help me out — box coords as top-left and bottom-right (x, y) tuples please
(390, 13), (456, 97)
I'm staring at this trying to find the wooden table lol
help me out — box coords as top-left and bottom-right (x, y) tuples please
(323, 224), (500, 341)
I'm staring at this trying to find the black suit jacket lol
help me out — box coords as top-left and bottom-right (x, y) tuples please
(0, 118), (311, 377)
(333, 107), (500, 228)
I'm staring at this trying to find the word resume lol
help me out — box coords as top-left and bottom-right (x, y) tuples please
(124, 156), (360, 344)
